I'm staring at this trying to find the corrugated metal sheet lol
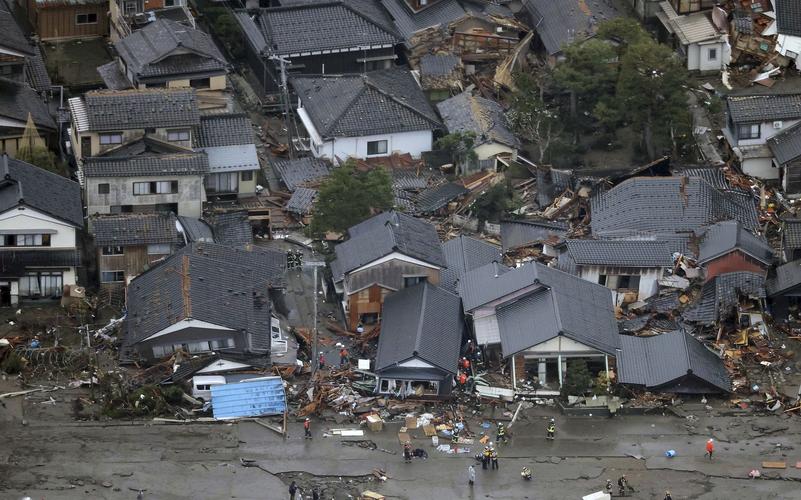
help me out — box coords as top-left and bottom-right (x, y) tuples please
(211, 377), (286, 419)
(202, 144), (260, 172)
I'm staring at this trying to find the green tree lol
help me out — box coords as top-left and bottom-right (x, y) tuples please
(508, 73), (563, 163)
(553, 39), (617, 123)
(309, 161), (393, 236)
(16, 144), (65, 176)
(596, 17), (650, 56)
(215, 12), (245, 60)
(473, 183), (520, 227)
(560, 359), (592, 399)
(616, 40), (689, 160)
(436, 132), (477, 174)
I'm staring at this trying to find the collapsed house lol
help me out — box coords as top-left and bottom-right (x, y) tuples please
(457, 261), (619, 389)
(374, 282), (464, 396)
(696, 220), (774, 281)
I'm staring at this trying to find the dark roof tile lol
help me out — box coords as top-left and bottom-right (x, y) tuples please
(91, 213), (179, 246)
(83, 153), (209, 177)
(727, 93), (801, 123)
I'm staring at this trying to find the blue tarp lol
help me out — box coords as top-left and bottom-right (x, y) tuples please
(210, 377), (286, 419)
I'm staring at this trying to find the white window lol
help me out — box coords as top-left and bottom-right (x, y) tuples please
(155, 181), (172, 194)
(708, 48), (717, 61)
(102, 246), (124, 256)
(133, 182), (150, 195)
(19, 271), (63, 297)
(187, 341), (211, 353)
(147, 243), (171, 255)
(152, 344), (170, 357)
(167, 129), (190, 142)
(367, 140), (388, 156)
(210, 339), (234, 349)
(737, 124), (760, 140)
(205, 172), (238, 193)
(100, 270), (125, 283)
(100, 132), (123, 145)
(164, 0), (184, 6)
(133, 181), (177, 195)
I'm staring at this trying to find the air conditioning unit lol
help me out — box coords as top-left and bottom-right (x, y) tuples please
(774, 121), (784, 129)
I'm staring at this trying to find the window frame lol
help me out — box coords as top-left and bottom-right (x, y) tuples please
(147, 243), (171, 255)
(166, 129), (190, 142)
(101, 246), (124, 256)
(75, 12), (98, 24)
(98, 183), (110, 194)
(367, 139), (388, 156)
(707, 47), (717, 61)
(100, 270), (125, 283)
(737, 123), (760, 140)
(99, 132), (123, 145)
(241, 170), (254, 182)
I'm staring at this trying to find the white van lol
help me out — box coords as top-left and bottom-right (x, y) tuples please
(191, 375), (226, 402)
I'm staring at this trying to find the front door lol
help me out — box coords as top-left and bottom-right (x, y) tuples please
(0, 285), (11, 306)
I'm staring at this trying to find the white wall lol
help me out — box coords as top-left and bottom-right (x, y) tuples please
(742, 156), (778, 180)
(0, 207), (77, 247)
(737, 118), (801, 147)
(577, 266), (663, 303)
(688, 41), (729, 72)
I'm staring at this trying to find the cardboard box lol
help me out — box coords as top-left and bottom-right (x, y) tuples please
(366, 415), (383, 432)
(423, 425), (436, 437)
(405, 415), (418, 429)
(398, 432), (411, 444)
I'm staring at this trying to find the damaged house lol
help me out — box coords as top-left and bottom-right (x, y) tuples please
(194, 114), (260, 199)
(440, 234), (502, 293)
(457, 261), (619, 389)
(768, 119), (801, 197)
(656, 1), (730, 72)
(331, 211), (445, 329)
(556, 239), (674, 304)
(292, 69), (442, 161)
(723, 92), (801, 182)
(374, 282), (464, 396)
(0, 155), (83, 305)
(123, 241), (286, 362)
(696, 220), (774, 282)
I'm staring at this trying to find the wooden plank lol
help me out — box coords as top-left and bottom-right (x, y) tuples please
(762, 461), (787, 469)
(397, 432), (411, 444)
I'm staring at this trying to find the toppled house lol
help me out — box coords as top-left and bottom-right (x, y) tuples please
(123, 241), (286, 362)
(272, 157), (331, 192)
(418, 54), (463, 101)
(293, 69), (442, 162)
(776, 0), (801, 70)
(194, 114), (259, 199)
(331, 210), (445, 329)
(235, 2), (400, 93)
(98, 19), (227, 91)
(285, 187), (317, 219)
(169, 351), (273, 384)
(683, 271), (766, 327)
(500, 219), (568, 259)
(617, 330), (730, 394)
(0, 78), (57, 156)
(780, 217), (801, 262)
(90, 213), (180, 288)
(0, 155), (83, 305)
(768, 120), (801, 197)
(457, 261), (619, 389)
(176, 215), (214, 244)
(108, 0), (193, 41)
(374, 282), (464, 396)
(590, 176), (759, 256)
(436, 90), (520, 171)
(767, 260), (801, 320)
(82, 154), (209, 218)
(19, 0), (109, 41)
(723, 92), (801, 181)
(557, 239), (674, 304)
(413, 181), (469, 215)
(696, 220), (773, 281)
(519, 0), (619, 65)
(656, 1), (730, 72)
(206, 211), (253, 247)
(440, 234), (502, 293)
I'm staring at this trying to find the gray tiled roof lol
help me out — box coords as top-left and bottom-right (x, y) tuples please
(380, 0), (465, 42)
(776, 0), (801, 37)
(286, 187), (317, 215)
(419, 54), (460, 76)
(124, 252), (272, 351)
(500, 219), (568, 251)
(233, 11), (268, 53)
(195, 114), (254, 148)
(674, 166), (730, 191)
(375, 282), (463, 373)
(0, 78), (56, 130)
(83, 153), (209, 177)
(81, 89), (199, 131)
(0, 156), (83, 228)
(767, 260), (801, 296)
(521, 0), (619, 56)
(0, 249), (81, 278)
(91, 213), (179, 246)
(727, 94), (801, 123)
(177, 241), (286, 288)
(292, 69), (441, 138)
(97, 61), (134, 91)
(591, 176), (759, 238)
(208, 211), (253, 247)
(414, 181), (468, 213)
(697, 220), (773, 265)
(24, 45), (53, 92)
(683, 271), (765, 325)
(437, 91), (520, 149)
(333, 210), (445, 280)
(115, 19), (227, 80)
(253, 2), (399, 56)
(441, 235), (502, 292)
(562, 239), (673, 268)
(177, 216), (214, 243)
(618, 331), (730, 393)
(467, 261), (618, 356)
(272, 157), (331, 192)
(0, 0), (33, 56)
(768, 121), (801, 165)
(536, 167), (572, 207)
(782, 218), (801, 250)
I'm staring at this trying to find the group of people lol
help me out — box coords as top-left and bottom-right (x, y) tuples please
(480, 444), (500, 470)
(605, 475), (631, 496)
(317, 347), (349, 371)
(287, 481), (319, 500)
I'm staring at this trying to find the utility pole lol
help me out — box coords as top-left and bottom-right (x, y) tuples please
(269, 54), (294, 159)
(304, 257), (326, 375)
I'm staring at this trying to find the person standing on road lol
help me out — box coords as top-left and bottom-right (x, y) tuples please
(706, 438), (715, 460)
(288, 481), (297, 500)
(318, 352), (326, 370)
(468, 464), (476, 486)
(403, 441), (412, 463)
(547, 419), (556, 440)
(304, 417), (312, 439)
(496, 422), (508, 444)
(481, 446), (490, 470)
(490, 447), (499, 470)
(664, 491), (672, 500)
(339, 347), (349, 368)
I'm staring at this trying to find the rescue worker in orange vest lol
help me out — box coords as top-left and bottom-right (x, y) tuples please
(304, 417), (312, 439)
(458, 371), (468, 387)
